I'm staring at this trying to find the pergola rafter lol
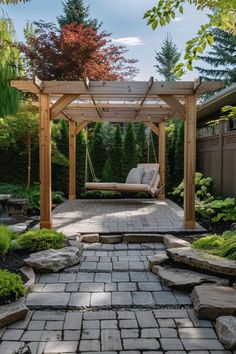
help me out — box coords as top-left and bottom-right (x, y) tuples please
(11, 78), (224, 230)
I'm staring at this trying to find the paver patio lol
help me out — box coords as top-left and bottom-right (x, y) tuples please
(52, 199), (204, 235)
(0, 242), (230, 354)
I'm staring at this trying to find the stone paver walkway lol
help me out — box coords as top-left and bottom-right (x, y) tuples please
(0, 242), (230, 354)
(52, 199), (204, 235)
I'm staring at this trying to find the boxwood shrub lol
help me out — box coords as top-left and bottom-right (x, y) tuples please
(0, 270), (25, 304)
(16, 229), (66, 252)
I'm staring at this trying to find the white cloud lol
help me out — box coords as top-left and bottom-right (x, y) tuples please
(173, 16), (184, 22)
(112, 37), (145, 46)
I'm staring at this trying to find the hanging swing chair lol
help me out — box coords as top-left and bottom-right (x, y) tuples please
(84, 126), (164, 197)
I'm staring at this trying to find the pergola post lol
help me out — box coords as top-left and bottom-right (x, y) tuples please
(39, 94), (52, 229)
(158, 121), (166, 200)
(69, 120), (76, 200)
(184, 95), (197, 229)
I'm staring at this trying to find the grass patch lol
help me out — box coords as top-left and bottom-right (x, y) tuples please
(0, 225), (15, 255)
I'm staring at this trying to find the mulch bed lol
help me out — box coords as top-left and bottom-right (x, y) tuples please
(0, 250), (31, 276)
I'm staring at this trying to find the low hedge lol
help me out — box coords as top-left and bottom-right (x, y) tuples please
(16, 229), (66, 252)
(0, 270), (25, 304)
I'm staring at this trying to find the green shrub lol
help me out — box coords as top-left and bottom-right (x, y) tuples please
(0, 225), (14, 255)
(0, 270), (25, 303)
(16, 229), (66, 252)
(214, 236), (236, 260)
(81, 190), (122, 199)
(192, 235), (225, 250)
(196, 197), (236, 222)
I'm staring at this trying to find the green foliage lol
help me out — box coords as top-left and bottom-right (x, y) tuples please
(122, 123), (138, 179)
(214, 236), (236, 260)
(173, 172), (213, 200)
(154, 34), (181, 80)
(1, 0), (30, 3)
(81, 190), (122, 199)
(195, 28), (236, 86)
(0, 225), (14, 255)
(16, 229), (66, 252)
(111, 124), (123, 182)
(144, 0), (235, 76)
(90, 123), (107, 181)
(102, 159), (112, 182)
(166, 121), (178, 190)
(76, 129), (86, 196)
(174, 120), (184, 184)
(0, 270), (25, 304)
(192, 235), (225, 250)
(57, 0), (101, 30)
(136, 123), (147, 164)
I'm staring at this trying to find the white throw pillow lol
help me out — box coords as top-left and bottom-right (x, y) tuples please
(141, 169), (158, 187)
(126, 167), (144, 184)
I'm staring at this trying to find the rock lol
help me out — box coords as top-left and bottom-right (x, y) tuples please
(80, 233), (99, 243)
(20, 266), (35, 292)
(216, 316), (236, 350)
(191, 285), (236, 320)
(148, 252), (169, 270)
(167, 247), (236, 277)
(67, 234), (81, 241)
(99, 235), (123, 244)
(24, 246), (83, 273)
(123, 234), (163, 243)
(0, 298), (28, 328)
(153, 265), (229, 289)
(163, 234), (190, 248)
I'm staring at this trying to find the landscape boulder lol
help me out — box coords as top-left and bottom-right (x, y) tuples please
(80, 233), (99, 243)
(24, 246), (83, 272)
(99, 235), (123, 244)
(191, 285), (236, 320)
(148, 252), (169, 270)
(0, 298), (27, 328)
(163, 234), (190, 248)
(123, 233), (163, 243)
(216, 316), (236, 350)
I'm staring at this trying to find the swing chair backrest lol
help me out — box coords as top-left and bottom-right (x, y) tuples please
(137, 163), (160, 189)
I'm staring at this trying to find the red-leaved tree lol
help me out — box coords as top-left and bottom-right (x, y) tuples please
(20, 22), (138, 80)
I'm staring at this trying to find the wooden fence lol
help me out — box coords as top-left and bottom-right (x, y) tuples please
(197, 129), (236, 198)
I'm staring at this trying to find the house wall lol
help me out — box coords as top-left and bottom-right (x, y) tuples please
(197, 128), (236, 198)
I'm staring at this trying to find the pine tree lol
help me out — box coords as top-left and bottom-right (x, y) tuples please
(136, 123), (147, 163)
(154, 34), (181, 81)
(110, 124), (123, 182)
(195, 28), (236, 85)
(122, 123), (138, 179)
(174, 120), (184, 184)
(0, 17), (23, 117)
(57, 0), (101, 30)
(90, 122), (107, 181)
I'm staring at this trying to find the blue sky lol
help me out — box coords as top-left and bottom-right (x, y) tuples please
(1, 0), (209, 80)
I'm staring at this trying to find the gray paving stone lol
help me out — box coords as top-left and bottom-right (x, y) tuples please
(80, 262), (97, 271)
(129, 262), (145, 270)
(153, 291), (178, 305)
(130, 272), (148, 282)
(66, 283), (79, 292)
(187, 309), (213, 328)
(158, 318), (176, 327)
(8, 310), (32, 329)
(154, 309), (188, 318)
(80, 282), (104, 292)
(175, 318), (193, 328)
(84, 311), (116, 320)
(121, 329), (139, 338)
(113, 261), (129, 271)
(132, 292), (154, 306)
(0, 341), (24, 354)
(182, 339), (224, 350)
(138, 282), (162, 291)
(21, 330), (62, 341)
(112, 272), (129, 282)
(27, 341), (46, 354)
(174, 290), (192, 305)
(39, 274), (59, 283)
(2, 329), (24, 341)
(76, 273), (94, 282)
(105, 283), (117, 292)
(64, 330), (81, 340)
(64, 312), (82, 330)
(160, 327), (178, 337)
(179, 327), (217, 339)
(46, 320), (64, 330)
(112, 292), (132, 306)
(28, 320), (46, 330)
(123, 338), (160, 350)
(160, 338), (184, 350)
(136, 311), (158, 328)
(118, 282), (137, 291)
(119, 319), (138, 328)
(91, 292), (111, 306)
(81, 329), (100, 339)
(69, 293), (90, 307)
(101, 329), (122, 351)
(32, 310), (66, 321)
(117, 311), (136, 320)
(101, 320), (118, 329)
(141, 328), (160, 338)
(44, 340), (78, 353)
(58, 273), (76, 283)
(83, 320), (100, 329)
(95, 273), (111, 282)
(26, 293), (70, 308)
(41, 284), (66, 292)
(79, 339), (101, 352)
(97, 262), (113, 271)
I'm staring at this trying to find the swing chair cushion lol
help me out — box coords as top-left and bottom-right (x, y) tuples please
(85, 182), (116, 190)
(125, 167), (144, 184)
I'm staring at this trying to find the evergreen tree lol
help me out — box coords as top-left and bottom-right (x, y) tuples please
(166, 122), (178, 191)
(110, 124), (123, 182)
(102, 159), (112, 182)
(136, 122), (147, 163)
(122, 123), (138, 178)
(195, 28), (236, 85)
(76, 129), (86, 196)
(0, 17), (23, 117)
(154, 34), (181, 81)
(90, 122), (107, 180)
(174, 120), (184, 185)
(57, 0), (101, 30)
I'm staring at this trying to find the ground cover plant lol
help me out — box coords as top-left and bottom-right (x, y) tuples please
(0, 224), (15, 255)
(192, 230), (236, 260)
(0, 269), (25, 305)
(16, 229), (66, 252)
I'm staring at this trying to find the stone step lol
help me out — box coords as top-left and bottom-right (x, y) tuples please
(166, 247), (236, 277)
(153, 265), (230, 289)
(191, 284), (236, 320)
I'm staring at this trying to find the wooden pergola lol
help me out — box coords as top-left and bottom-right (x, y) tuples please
(11, 77), (223, 230)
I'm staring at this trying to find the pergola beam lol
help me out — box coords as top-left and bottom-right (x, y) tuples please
(50, 94), (79, 119)
(158, 95), (185, 119)
(135, 76), (154, 119)
(144, 122), (159, 136)
(76, 121), (89, 135)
